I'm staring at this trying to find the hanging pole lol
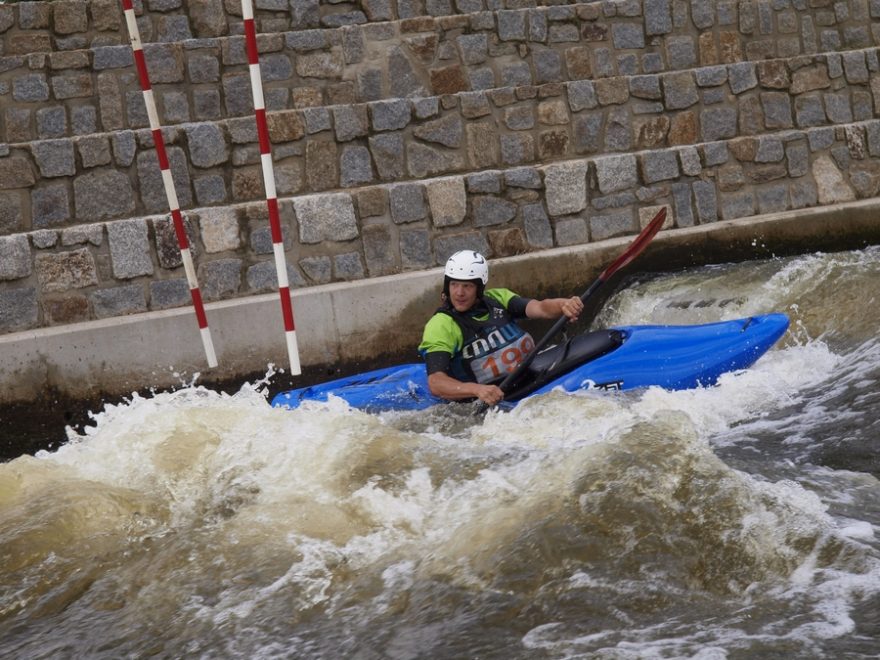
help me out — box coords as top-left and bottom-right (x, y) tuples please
(240, 0), (301, 375)
(120, 0), (218, 368)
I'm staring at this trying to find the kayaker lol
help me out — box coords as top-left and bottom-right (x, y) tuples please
(419, 250), (583, 406)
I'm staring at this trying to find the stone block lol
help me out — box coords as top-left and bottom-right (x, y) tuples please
(693, 180), (718, 223)
(433, 232), (489, 264)
(76, 135), (112, 169)
(31, 230), (57, 249)
(389, 183), (427, 224)
(299, 256), (332, 284)
(60, 224), (103, 247)
(521, 202), (553, 248)
(364, 134), (405, 183)
(427, 177), (467, 227)
(31, 139), (76, 178)
(488, 227), (528, 257)
(466, 122), (499, 169)
(361, 224), (395, 276)
(246, 261), (306, 292)
(333, 105), (369, 142)
(339, 145), (374, 187)
(812, 155), (856, 204)
(36, 106), (67, 138)
(760, 92), (793, 129)
(73, 171), (135, 221)
(720, 191), (756, 220)
(142, 43), (185, 83)
(0, 235), (31, 281)
(108, 218), (154, 279)
(30, 183), (70, 228)
(672, 182), (695, 227)
(13, 74), (49, 102)
(466, 171), (502, 194)
(71, 106), (97, 135)
(533, 50), (563, 84)
(0, 156), (35, 190)
(194, 175), (228, 205)
(662, 72), (699, 110)
(389, 46), (427, 97)
(544, 161), (588, 215)
(612, 23), (645, 49)
(90, 284), (147, 319)
(304, 141), (339, 190)
(198, 259), (242, 300)
(152, 215), (196, 268)
(150, 278), (191, 309)
(5, 108), (34, 143)
(700, 106), (738, 141)
(51, 74), (92, 100)
(333, 252), (365, 281)
(554, 216), (589, 246)
(355, 188), (388, 218)
(0, 288), (39, 332)
(430, 64), (469, 95)
(44, 295), (90, 325)
(595, 154), (637, 194)
(0, 192), (24, 232)
(35, 248), (98, 292)
(198, 208), (240, 253)
(413, 114), (463, 147)
(400, 229), (431, 269)
(640, 150), (680, 183)
(185, 123), (229, 167)
(728, 62), (758, 94)
(645, 0), (673, 35)
(294, 193), (359, 243)
(93, 45), (133, 70)
(369, 99), (411, 132)
(538, 129), (569, 159)
(472, 196), (516, 227)
(500, 133), (535, 166)
(460, 91), (492, 118)
(590, 212), (637, 241)
(250, 224), (292, 255)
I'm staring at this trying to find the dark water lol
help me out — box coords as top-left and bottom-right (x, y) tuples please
(1, 247), (878, 658)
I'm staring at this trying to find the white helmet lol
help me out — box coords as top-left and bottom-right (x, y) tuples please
(444, 250), (488, 284)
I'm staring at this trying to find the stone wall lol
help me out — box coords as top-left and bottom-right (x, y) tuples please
(2, 0), (880, 335)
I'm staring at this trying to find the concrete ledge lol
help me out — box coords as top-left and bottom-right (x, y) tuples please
(2, 200), (879, 406)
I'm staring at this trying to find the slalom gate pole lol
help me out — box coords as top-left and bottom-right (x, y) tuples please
(241, 0), (301, 375)
(120, 0), (218, 368)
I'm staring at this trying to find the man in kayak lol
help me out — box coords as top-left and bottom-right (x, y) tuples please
(419, 250), (584, 406)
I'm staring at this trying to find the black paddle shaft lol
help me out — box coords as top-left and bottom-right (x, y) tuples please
(495, 207), (667, 396)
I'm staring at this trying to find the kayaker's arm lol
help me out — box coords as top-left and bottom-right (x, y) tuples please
(427, 371), (505, 406)
(525, 296), (583, 322)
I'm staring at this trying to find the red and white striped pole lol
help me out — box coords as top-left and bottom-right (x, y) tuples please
(121, 0), (217, 367)
(241, 0), (301, 375)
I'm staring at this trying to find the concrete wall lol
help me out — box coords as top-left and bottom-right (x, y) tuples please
(3, 198), (880, 406)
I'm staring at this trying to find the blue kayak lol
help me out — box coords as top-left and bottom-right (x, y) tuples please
(271, 313), (790, 412)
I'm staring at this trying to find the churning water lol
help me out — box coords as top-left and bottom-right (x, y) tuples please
(1, 247), (878, 659)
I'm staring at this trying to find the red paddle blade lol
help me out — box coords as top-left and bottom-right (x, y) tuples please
(598, 207), (667, 282)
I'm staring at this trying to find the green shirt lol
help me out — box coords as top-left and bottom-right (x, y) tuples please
(419, 288), (522, 357)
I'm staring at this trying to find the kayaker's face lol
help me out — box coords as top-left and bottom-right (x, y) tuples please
(449, 280), (478, 312)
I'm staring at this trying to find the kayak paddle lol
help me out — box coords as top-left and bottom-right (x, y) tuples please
(492, 206), (668, 401)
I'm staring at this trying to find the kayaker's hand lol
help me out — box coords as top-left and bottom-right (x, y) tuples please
(562, 296), (583, 322)
(475, 384), (504, 406)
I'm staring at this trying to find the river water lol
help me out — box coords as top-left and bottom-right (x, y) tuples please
(1, 247), (878, 659)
